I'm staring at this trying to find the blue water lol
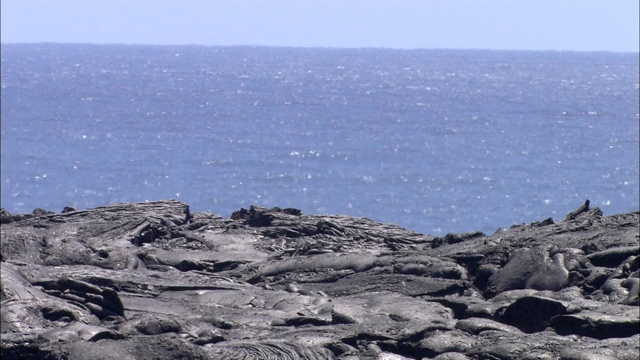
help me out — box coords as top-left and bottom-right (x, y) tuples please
(1, 44), (638, 235)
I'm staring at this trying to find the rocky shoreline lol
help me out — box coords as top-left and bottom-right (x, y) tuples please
(1, 200), (638, 359)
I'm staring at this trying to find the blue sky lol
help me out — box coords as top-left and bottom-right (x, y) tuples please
(1, 0), (638, 52)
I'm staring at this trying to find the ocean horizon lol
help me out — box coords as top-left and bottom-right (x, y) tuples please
(2, 44), (638, 235)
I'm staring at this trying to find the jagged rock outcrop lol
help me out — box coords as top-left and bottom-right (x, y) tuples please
(1, 200), (638, 359)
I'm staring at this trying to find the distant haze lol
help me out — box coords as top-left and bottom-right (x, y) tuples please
(1, 0), (638, 52)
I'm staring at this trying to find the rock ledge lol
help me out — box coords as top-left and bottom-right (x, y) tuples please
(2, 200), (638, 359)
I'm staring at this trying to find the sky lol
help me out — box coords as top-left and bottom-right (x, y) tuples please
(1, 0), (639, 53)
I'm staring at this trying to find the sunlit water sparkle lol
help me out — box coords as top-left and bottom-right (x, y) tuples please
(1, 44), (638, 235)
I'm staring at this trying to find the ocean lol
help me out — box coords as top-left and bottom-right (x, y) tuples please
(1, 44), (638, 235)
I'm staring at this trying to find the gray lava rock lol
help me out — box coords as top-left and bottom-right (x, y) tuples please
(496, 295), (567, 333)
(1, 200), (638, 359)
